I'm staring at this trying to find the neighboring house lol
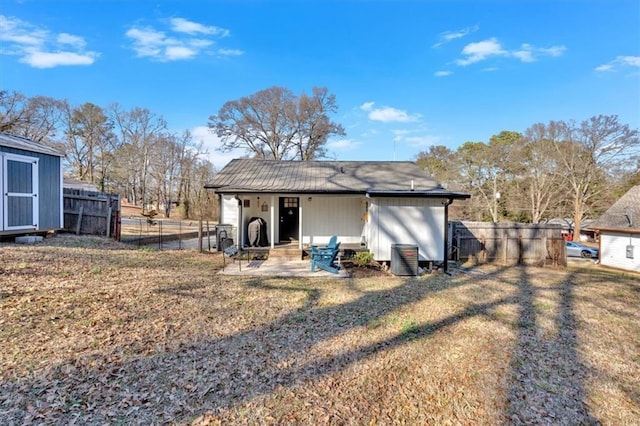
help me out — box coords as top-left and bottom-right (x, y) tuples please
(205, 159), (470, 263)
(589, 185), (640, 273)
(0, 132), (64, 236)
(63, 177), (99, 192)
(545, 218), (596, 242)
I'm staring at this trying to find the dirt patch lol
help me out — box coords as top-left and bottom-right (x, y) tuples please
(1, 235), (638, 424)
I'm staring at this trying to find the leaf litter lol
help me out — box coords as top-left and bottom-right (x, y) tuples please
(0, 234), (638, 424)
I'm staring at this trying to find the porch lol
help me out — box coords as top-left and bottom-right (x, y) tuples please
(218, 242), (368, 277)
(235, 241), (369, 262)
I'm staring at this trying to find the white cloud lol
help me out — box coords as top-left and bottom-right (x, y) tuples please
(217, 48), (244, 56)
(405, 135), (440, 147)
(435, 70), (452, 77)
(596, 55), (640, 72)
(360, 101), (375, 111)
(0, 15), (98, 68)
(391, 129), (440, 148)
(456, 38), (507, 66)
(619, 56), (640, 67)
(327, 138), (362, 151)
(23, 50), (96, 68)
(57, 33), (86, 48)
(595, 64), (614, 72)
(392, 129), (410, 141)
(368, 106), (421, 123)
(165, 45), (197, 60)
(126, 17), (241, 62)
(170, 17), (229, 37)
(433, 25), (479, 47)
(512, 43), (566, 63)
(191, 126), (246, 170)
(455, 38), (565, 67)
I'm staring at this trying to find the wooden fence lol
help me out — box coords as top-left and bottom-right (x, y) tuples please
(449, 221), (566, 267)
(63, 189), (121, 239)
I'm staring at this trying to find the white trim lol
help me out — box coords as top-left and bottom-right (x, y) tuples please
(59, 157), (64, 228)
(0, 156), (2, 231)
(3, 153), (39, 231)
(298, 202), (303, 249)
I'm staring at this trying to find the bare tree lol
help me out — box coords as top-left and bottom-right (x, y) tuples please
(0, 90), (62, 142)
(415, 145), (460, 190)
(209, 86), (344, 160)
(513, 124), (565, 223)
(58, 102), (117, 191)
(293, 87), (345, 160)
(109, 104), (167, 208)
(457, 131), (521, 222)
(550, 115), (639, 240)
(148, 131), (194, 217)
(0, 90), (28, 133)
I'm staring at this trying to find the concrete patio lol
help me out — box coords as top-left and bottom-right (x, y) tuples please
(217, 258), (350, 277)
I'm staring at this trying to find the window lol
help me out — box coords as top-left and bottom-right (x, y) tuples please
(282, 197), (298, 208)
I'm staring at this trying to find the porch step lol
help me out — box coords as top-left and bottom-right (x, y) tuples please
(267, 248), (304, 261)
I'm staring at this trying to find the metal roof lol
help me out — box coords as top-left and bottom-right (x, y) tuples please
(206, 159), (470, 198)
(589, 185), (640, 232)
(0, 132), (63, 157)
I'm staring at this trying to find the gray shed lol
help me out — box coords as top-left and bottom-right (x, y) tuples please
(0, 132), (64, 236)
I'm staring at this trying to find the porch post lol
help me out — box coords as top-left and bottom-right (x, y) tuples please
(237, 195), (244, 248)
(270, 195), (275, 249)
(298, 199), (303, 249)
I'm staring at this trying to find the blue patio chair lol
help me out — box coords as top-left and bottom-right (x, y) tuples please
(310, 236), (341, 274)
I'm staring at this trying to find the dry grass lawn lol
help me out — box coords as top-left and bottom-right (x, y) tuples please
(1, 235), (638, 424)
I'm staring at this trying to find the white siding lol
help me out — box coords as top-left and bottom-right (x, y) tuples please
(301, 195), (365, 245)
(600, 231), (640, 273)
(369, 197), (446, 261)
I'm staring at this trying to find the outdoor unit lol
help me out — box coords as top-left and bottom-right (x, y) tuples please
(391, 244), (418, 276)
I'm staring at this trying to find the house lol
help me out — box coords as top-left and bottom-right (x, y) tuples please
(545, 218), (596, 242)
(0, 132), (64, 237)
(63, 177), (99, 192)
(205, 159), (470, 265)
(589, 185), (640, 273)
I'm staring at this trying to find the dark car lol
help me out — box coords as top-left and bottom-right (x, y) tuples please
(566, 241), (599, 258)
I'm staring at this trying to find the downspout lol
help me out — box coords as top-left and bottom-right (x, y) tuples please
(443, 198), (453, 275)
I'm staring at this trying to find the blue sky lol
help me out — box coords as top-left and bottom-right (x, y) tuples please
(1, 0), (639, 169)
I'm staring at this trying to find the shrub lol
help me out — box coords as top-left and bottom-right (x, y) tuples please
(352, 251), (374, 267)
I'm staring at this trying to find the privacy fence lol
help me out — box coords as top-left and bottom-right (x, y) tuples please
(449, 221), (566, 267)
(63, 189), (121, 239)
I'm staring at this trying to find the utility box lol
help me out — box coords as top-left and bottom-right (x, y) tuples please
(627, 244), (634, 259)
(391, 244), (418, 276)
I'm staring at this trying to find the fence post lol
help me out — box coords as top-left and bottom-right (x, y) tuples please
(106, 207), (112, 238)
(75, 206), (84, 235)
(503, 233), (508, 265)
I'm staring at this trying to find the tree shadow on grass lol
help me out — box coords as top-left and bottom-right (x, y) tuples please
(506, 267), (599, 424)
(0, 265), (602, 423)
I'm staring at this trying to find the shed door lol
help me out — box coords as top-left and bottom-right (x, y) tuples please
(3, 154), (39, 231)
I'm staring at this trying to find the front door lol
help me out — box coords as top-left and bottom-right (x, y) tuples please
(279, 197), (299, 242)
